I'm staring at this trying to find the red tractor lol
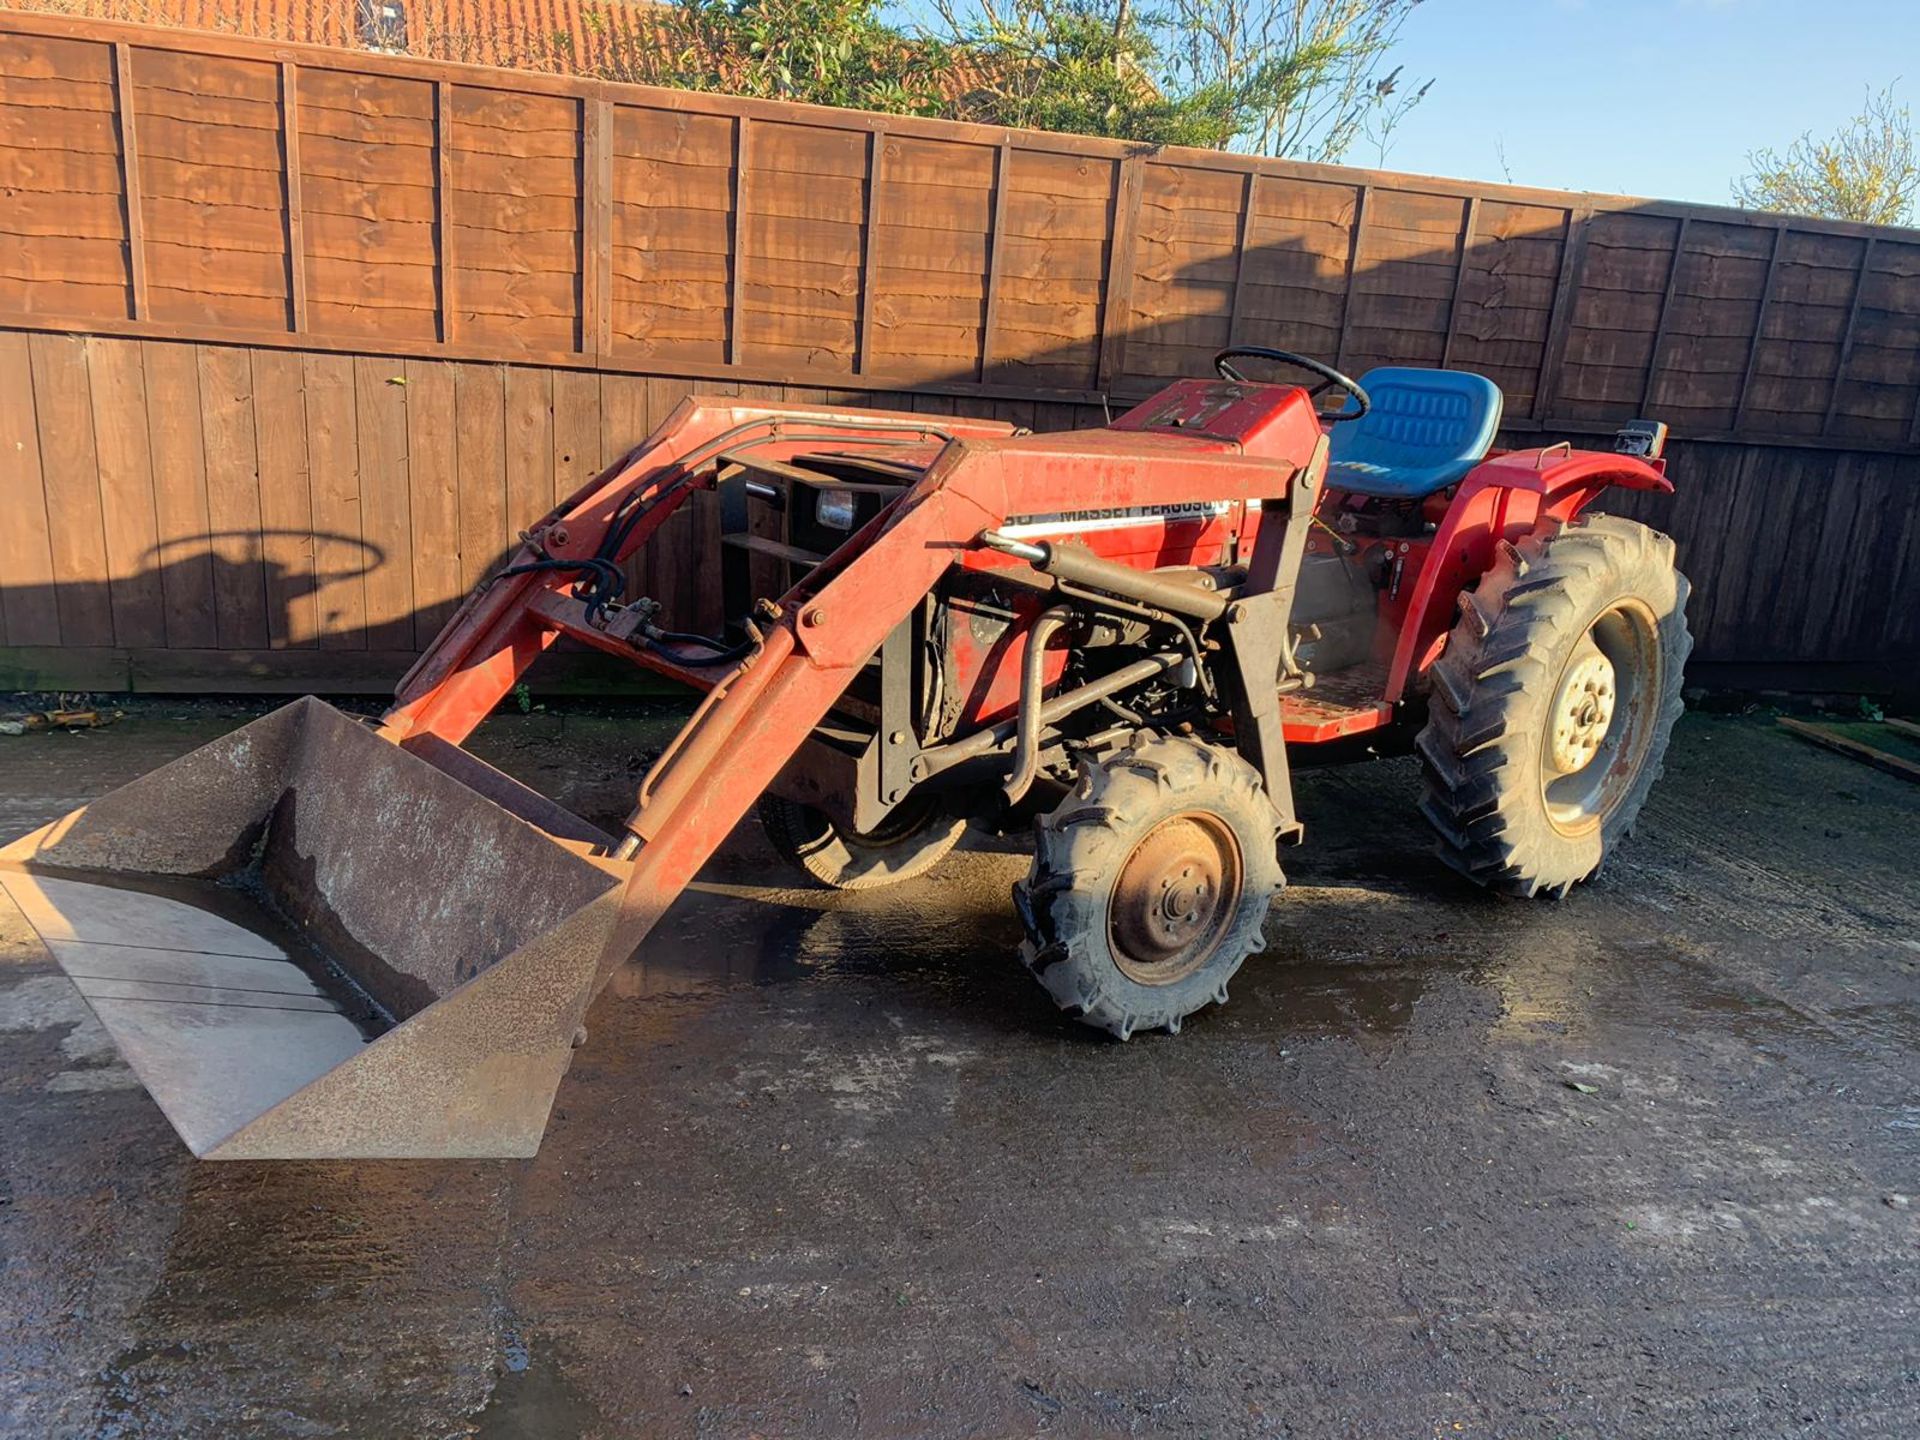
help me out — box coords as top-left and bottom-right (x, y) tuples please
(389, 347), (1692, 1036)
(1, 348), (1691, 1157)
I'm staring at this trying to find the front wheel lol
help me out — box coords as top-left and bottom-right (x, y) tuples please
(757, 793), (967, 891)
(1417, 513), (1692, 897)
(1015, 735), (1285, 1039)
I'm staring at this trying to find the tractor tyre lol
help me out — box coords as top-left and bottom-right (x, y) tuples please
(756, 793), (967, 891)
(1014, 734), (1285, 1039)
(1417, 513), (1692, 898)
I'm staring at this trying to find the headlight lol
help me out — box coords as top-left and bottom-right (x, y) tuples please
(815, 489), (858, 531)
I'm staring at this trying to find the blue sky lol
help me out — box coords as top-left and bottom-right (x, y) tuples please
(1378, 0), (1917, 205)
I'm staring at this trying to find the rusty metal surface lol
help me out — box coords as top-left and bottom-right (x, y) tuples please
(0, 698), (624, 1159)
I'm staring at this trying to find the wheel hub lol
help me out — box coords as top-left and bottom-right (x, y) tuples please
(1547, 644), (1616, 774)
(1109, 813), (1241, 986)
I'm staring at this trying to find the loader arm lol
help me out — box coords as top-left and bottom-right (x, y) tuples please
(382, 399), (1019, 747)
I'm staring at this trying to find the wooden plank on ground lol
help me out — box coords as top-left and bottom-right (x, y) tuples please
(1778, 717), (1920, 783)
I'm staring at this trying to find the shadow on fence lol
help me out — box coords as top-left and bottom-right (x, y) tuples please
(2, 208), (1918, 694)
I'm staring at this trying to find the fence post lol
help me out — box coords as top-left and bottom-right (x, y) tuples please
(1639, 216), (1692, 412)
(979, 141), (1013, 383)
(1333, 184), (1372, 375)
(111, 41), (148, 322)
(1439, 195), (1480, 371)
(1822, 236), (1877, 437)
(1095, 151), (1145, 394)
(729, 116), (752, 367)
(435, 80), (455, 343)
(1732, 220), (1787, 434)
(1533, 205), (1593, 421)
(1226, 169), (1259, 349)
(280, 62), (308, 335)
(583, 96), (613, 362)
(856, 124), (885, 376)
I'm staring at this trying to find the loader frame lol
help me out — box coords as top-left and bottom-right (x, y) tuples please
(378, 395), (1335, 983)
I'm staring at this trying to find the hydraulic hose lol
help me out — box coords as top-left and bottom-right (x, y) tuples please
(1002, 607), (1074, 806)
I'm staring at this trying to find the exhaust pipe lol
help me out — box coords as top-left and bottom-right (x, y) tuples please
(978, 530), (1230, 621)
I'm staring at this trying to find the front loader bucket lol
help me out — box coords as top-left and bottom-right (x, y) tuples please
(0, 697), (624, 1159)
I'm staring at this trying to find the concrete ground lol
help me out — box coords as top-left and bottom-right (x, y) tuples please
(0, 700), (1915, 1439)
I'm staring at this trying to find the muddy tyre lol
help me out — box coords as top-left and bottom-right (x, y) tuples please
(756, 793), (966, 891)
(1417, 513), (1691, 897)
(1014, 735), (1285, 1039)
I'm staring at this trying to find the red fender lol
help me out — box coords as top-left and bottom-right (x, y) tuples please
(1384, 449), (1673, 703)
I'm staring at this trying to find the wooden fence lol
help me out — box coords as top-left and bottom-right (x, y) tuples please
(0, 10), (1916, 695)
(7, 10), (1920, 445)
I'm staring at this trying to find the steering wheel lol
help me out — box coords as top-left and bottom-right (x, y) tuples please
(1213, 347), (1370, 422)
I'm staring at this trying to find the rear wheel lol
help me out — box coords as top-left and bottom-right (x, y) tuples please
(757, 793), (967, 891)
(1417, 514), (1691, 896)
(1015, 735), (1285, 1038)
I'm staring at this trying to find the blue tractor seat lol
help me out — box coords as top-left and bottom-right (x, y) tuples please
(1325, 367), (1504, 499)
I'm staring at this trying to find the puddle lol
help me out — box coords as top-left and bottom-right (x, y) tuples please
(476, 1332), (602, 1440)
(609, 854), (1029, 997)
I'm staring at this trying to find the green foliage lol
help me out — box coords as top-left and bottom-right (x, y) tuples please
(943, 1), (1241, 147)
(939, 0), (1426, 158)
(624, 0), (956, 116)
(579, 0), (1423, 157)
(1734, 85), (1919, 226)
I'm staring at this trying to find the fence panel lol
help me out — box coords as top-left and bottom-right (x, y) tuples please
(0, 11), (1916, 694)
(5, 10), (1920, 449)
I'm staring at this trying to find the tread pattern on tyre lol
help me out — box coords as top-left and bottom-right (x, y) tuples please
(757, 794), (967, 891)
(1014, 733), (1285, 1039)
(1416, 513), (1692, 898)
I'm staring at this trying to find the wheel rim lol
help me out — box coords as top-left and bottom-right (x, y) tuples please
(1540, 599), (1661, 835)
(1108, 812), (1242, 986)
(848, 795), (943, 849)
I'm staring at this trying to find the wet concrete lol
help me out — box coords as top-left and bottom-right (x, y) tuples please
(1, 700), (1915, 1437)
